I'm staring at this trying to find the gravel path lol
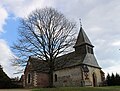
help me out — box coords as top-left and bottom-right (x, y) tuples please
(0, 89), (31, 91)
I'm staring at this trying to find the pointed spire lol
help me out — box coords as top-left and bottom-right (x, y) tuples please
(79, 18), (82, 28)
(74, 20), (93, 48)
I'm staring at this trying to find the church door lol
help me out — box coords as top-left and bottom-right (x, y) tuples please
(92, 73), (97, 87)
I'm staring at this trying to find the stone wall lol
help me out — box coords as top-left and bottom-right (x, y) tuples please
(24, 71), (49, 88)
(35, 72), (49, 87)
(53, 66), (82, 87)
(24, 71), (34, 88)
(53, 65), (102, 87)
(86, 66), (102, 86)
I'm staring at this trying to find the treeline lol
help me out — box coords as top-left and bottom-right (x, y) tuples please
(0, 65), (22, 88)
(106, 73), (120, 86)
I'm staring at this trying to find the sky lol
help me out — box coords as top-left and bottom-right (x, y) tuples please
(0, 0), (120, 78)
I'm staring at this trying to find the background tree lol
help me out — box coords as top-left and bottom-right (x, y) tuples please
(106, 73), (111, 86)
(115, 73), (120, 85)
(0, 65), (11, 88)
(12, 8), (76, 87)
(111, 73), (115, 86)
(106, 73), (120, 86)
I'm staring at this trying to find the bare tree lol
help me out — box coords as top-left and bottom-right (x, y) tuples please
(12, 8), (76, 87)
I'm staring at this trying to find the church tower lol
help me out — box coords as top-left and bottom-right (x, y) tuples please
(74, 25), (100, 68)
(74, 27), (94, 55)
(73, 25), (103, 86)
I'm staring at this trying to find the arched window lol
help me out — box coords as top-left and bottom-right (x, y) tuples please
(28, 73), (31, 83)
(55, 74), (57, 82)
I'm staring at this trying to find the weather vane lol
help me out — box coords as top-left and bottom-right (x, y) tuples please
(79, 18), (82, 27)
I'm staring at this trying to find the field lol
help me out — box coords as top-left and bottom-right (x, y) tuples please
(32, 86), (120, 91)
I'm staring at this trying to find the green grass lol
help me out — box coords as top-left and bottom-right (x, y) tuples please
(32, 86), (120, 91)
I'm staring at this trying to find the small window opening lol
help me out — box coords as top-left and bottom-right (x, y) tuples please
(28, 74), (31, 83)
(55, 74), (57, 82)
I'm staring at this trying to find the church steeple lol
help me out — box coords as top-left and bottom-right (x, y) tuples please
(73, 22), (100, 68)
(74, 22), (94, 54)
(74, 27), (93, 48)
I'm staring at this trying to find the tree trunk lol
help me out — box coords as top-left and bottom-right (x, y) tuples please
(49, 69), (53, 87)
(49, 61), (54, 88)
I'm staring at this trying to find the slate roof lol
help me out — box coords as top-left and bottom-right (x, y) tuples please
(83, 53), (100, 67)
(25, 57), (49, 73)
(27, 51), (100, 72)
(74, 27), (93, 47)
(54, 52), (100, 70)
(54, 52), (82, 70)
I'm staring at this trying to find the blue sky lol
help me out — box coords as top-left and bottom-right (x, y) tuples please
(2, 15), (19, 46)
(0, 0), (120, 78)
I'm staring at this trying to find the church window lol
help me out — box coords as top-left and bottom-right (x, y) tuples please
(91, 48), (93, 54)
(55, 74), (57, 82)
(87, 47), (93, 54)
(88, 47), (91, 53)
(28, 73), (31, 83)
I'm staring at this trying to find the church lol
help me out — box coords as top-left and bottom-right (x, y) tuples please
(22, 26), (105, 88)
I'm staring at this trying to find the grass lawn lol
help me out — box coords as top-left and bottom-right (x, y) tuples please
(32, 86), (120, 91)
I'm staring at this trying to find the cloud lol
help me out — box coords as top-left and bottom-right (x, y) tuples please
(0, 39), (18, 77)
(2, 0), (55, 18)
(104, 64), (120, 76)
(0, 6), (8, 32)
(0, 0), (120, 76)
(112, 41), (120, 46)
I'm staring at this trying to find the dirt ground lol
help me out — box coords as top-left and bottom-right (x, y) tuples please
(0, 89), (31, 91)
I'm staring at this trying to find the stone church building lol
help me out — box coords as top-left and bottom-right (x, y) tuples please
(22, 26), (105, 88)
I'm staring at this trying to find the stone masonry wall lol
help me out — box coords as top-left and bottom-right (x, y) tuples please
(53, 66), (82, 87)
(86, 66), (102, 86)
(24, 71), (34, 88)
(35, 72), (49, 87)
